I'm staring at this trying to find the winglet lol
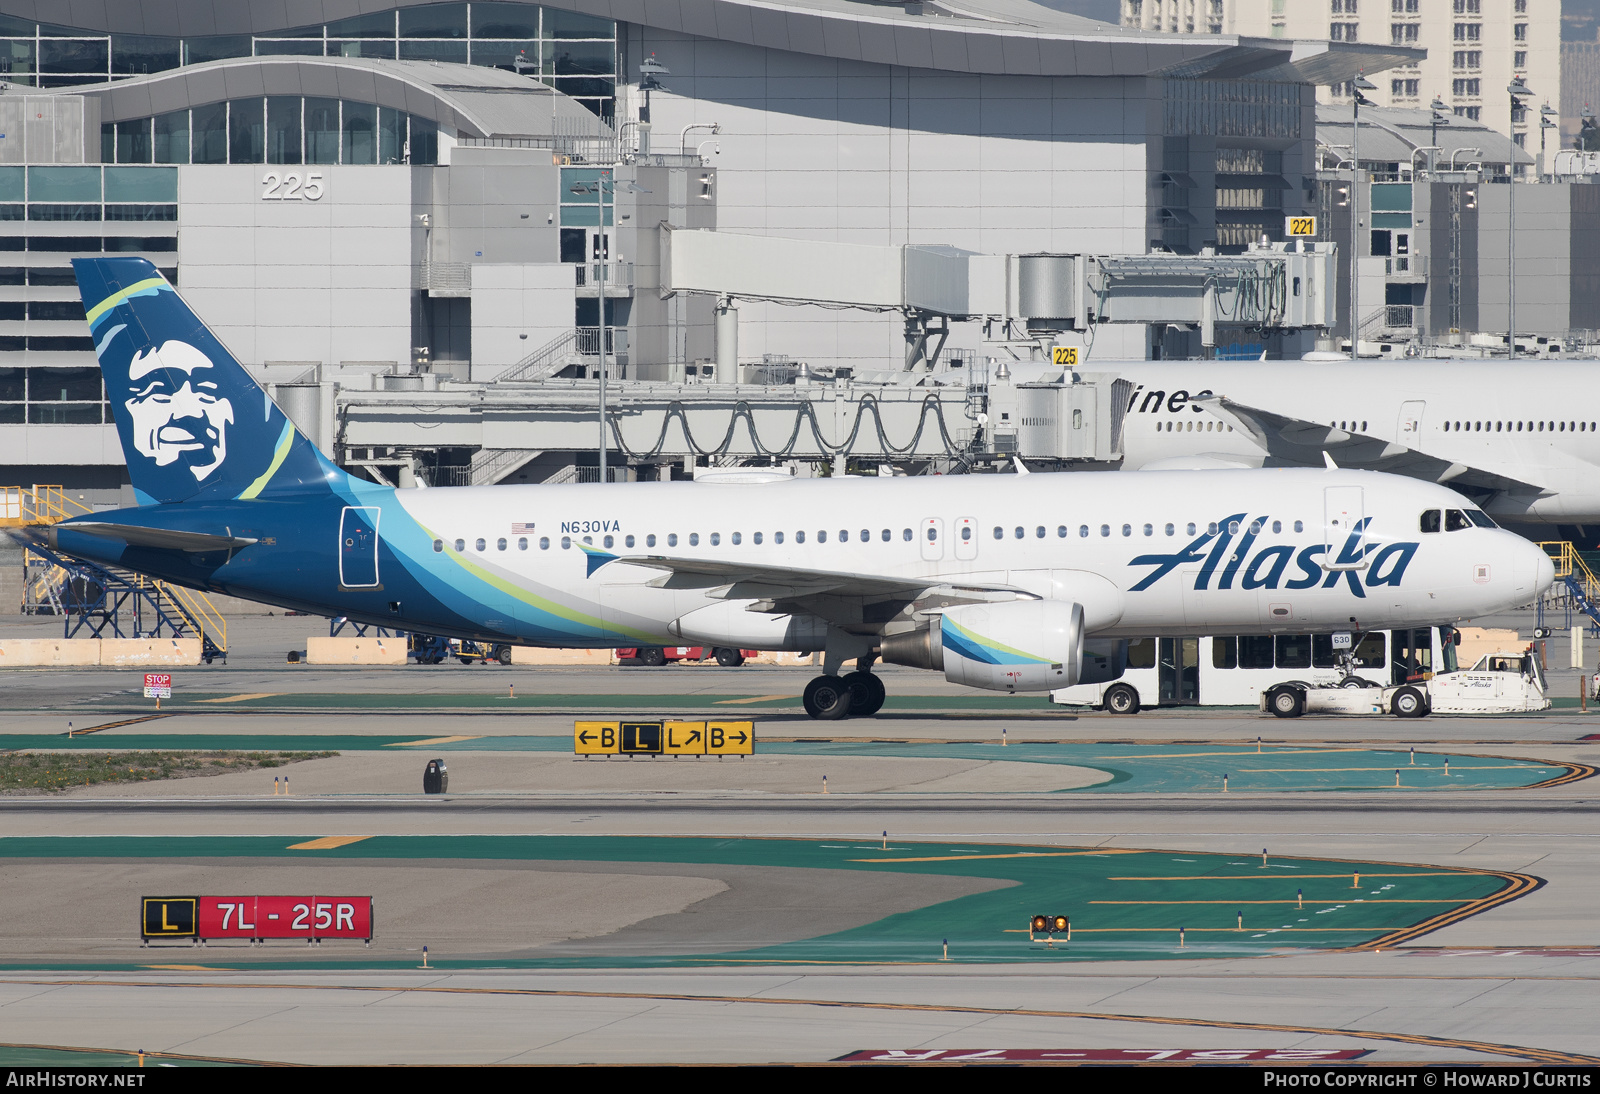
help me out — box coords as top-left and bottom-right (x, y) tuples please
(1323, 450), (1339, 470)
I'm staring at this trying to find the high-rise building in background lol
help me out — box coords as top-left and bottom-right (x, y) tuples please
(1122, 1), (1563, 163)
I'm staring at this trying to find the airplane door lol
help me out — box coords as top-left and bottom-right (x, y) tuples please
(920, 517), (944, 561)
(339, 506), (381, 588)
(954, 516), (978, 560)
(1398, 400), (1425, 446)
(1324, 486), (1365, 561)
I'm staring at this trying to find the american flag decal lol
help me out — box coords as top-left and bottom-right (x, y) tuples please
(511, 522), (536, 534)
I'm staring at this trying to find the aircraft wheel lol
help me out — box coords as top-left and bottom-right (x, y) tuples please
(1103, 684), (1140, 715)
(843, 671), (886, 716)
(803, 675), (853, 720)
(1391, 686), (1428, 718)
(1267, 685), (1305, 718)
(638, 647), (668, 667)
(714, 647), (746, 667)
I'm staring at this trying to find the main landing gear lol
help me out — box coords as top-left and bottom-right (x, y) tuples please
(802, 668), (887, 719)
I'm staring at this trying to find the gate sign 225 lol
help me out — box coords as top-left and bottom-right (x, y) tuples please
(198, 895), (372, 940)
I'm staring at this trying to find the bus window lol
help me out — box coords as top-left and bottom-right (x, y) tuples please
(1213, 636), (1238, 669)
(1127, 638), (1157, 669)
(1420, 509), (1441, 533)
(1353, 633), (1385, 668)
(1312, 634), (1340, 668)
(1239, 635), (1273, 669)
(1275, 634), (1312, 669)
(1438, 626), (1458, 673)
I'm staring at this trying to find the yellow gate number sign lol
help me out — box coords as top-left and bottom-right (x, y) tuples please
(574, 720), (753, 756)
(1051, 346), (1079, 366)
(1285, 216), (1317, 237)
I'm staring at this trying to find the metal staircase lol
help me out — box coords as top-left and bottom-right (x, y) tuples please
(495, 329), (579, 384)
(1539, 541), (1600, 637)
(6, 484), (228, 662)
(23, 538), (228, 662)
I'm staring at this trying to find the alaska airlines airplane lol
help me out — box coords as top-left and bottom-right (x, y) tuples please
(44, 259), (1553, 719)
(1110, 361), (1600, 528)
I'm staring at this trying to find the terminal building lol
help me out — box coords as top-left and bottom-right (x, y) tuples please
(0, 0), (1418, 508)
(0, 0), (1593, 533)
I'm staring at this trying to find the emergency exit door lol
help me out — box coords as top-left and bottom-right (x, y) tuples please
(339, 506), (381, 588)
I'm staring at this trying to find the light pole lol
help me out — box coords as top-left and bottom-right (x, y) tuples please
(1429, 97), (1450, 172)
(570, 173), (613, 481)
(1539, 102), (1558, 179)
(1348, 74), (1377, 359)
(1508, 77), (1531, 361)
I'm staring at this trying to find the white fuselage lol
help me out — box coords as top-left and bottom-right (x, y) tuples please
(1104, 360), (1600, 525)
(389, 467), (1551, 647)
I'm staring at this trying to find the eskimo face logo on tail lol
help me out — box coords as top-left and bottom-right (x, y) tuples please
(124, 341), (235, 482)
(1127, 515), (1419, 599)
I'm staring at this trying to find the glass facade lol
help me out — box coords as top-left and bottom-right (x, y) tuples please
(0, 4), (617, 120)
(101, 100), (439, 165)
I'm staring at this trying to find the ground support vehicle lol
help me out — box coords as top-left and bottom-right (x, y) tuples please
(617, 646), (757, 667)
(409, 634), (511, 665)
(1261, 648), (1549, 718)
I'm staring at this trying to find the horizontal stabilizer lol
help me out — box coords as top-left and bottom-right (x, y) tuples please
(48, 522), (257, 553)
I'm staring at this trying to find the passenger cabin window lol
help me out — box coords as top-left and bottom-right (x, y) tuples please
(709, 533), (719, 546)
(625, 535), (635, 548)
(690, 533), (701, 546)
(993, 526), (1003, 540)
(1445, 509), (1471, 531)
(1420, 509), (1442, 533)
(646, 534), (656, 547)
(518, 537), (528, 550)
(539, 537), (550, 550)
(497, 538), (507, 551)
(432, 539), (443, 552)
(775, 531), (785, 544)
(667, 533), (678, 547)
(454, 539), (464, 552)
(476, 539), (486, 551)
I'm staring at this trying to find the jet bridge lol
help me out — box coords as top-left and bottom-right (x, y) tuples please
(661, 226), (1337, 369)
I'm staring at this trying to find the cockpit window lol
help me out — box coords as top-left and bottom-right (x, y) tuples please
(1465, 509), (1497, 528)
(1445, 509), (1471, 532)
(1420, 509), (1441, 533)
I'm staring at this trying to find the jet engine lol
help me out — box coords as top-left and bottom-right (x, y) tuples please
(880, 600), (1085, 692)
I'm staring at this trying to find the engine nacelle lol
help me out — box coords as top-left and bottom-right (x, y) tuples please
(881, 600), (1085, 692)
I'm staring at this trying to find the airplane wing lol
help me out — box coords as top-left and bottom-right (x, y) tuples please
(611, 555), (1034, 626)
(1193, 394), (1546, 496)
(47, 522), (258, 553)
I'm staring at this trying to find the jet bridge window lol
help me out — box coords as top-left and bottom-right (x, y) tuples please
(1420, 509), (1442, 533)
(1445, 509), (1471, 531)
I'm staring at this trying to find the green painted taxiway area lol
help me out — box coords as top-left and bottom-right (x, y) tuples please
(0, 835), (1534, 970)
(0, 733), (1579, 792)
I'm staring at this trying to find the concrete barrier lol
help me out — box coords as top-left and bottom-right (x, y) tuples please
(306, 636), (407, 665)
(101, 638), (202, 666)
(0, 638), (101, 666)
(509, 646), (615, 666)
(1456, 627), (1522, 668)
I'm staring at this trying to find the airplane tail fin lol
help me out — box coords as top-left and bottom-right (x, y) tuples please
(74, 257), (345, 506)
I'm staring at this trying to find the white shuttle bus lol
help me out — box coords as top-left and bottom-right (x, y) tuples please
(1052, 627), (1457, 714)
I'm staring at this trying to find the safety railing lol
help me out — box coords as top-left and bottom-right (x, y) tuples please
(147, 578), (228, 659)
(0, 485), (94, 527)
